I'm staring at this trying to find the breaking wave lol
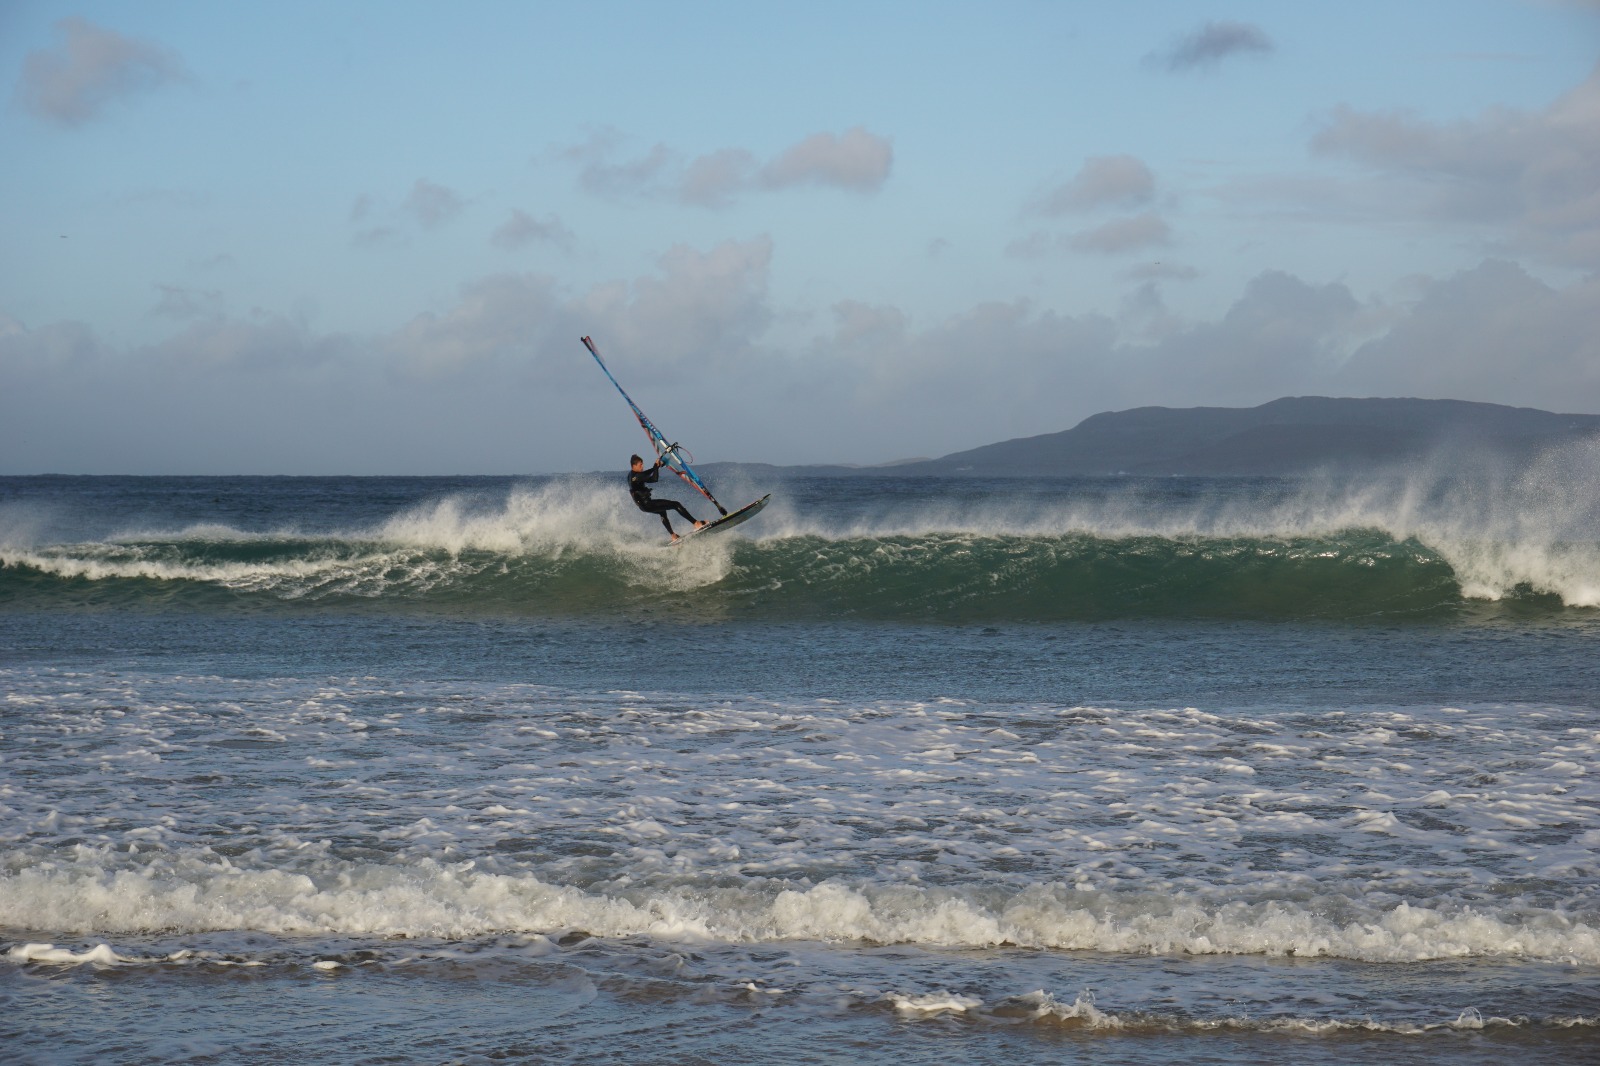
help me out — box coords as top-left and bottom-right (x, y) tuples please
(3, 451), (1598, 621)
(6, 850), (1598, 965)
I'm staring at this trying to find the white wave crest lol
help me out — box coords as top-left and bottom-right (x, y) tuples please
(5, 853), (1597, 965)
(0, 478), (735, 596)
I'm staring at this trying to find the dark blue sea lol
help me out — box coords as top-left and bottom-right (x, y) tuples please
(3, 458), (1598, 1064)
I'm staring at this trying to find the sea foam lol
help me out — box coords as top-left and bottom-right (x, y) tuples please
(5, 853), (1597, 965)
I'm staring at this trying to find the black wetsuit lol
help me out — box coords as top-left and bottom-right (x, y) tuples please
(628, 463), (698, 535)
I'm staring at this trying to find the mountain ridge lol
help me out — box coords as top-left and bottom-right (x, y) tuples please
(705, 397), (1600, 478)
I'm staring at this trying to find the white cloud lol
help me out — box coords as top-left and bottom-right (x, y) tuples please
(491, 209), (574, 251)
(347, 181), (474, 248)
(144, 313), (356, 372)
(0, 318), (98, 368)
(402, 179), (466, 228)
(1004, 230), (1057, 260)
(558, 128), (892, 207)
(584, 237), (775, 368)
(14, 16), (186, 126)
(560, 130), (675, 197)
(151, 284), (225, 320)
(679, 148), (759, 208)
(386, 273), (567, 376)
(1312, 65), (1600, 268)
(758, 127), (894, 192)
(830, 300), (908, 349)
(1153, 21), (1274, 72)
(1038, 155), (1156, 214)
(1336, 260), (1600, 400)
(351, 226), (401, 249)
(187, 253), (236, 273)
(388, 236), (773, 377)
(1069, 212), (1172, 254)
(1131, 271), (1366, 401)
(1007, 213), (1173, 258)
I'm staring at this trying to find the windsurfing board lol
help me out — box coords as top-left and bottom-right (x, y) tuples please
(672, 494), (770, 545)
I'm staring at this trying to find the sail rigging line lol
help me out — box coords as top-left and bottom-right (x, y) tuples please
(580, 336), (728, 516)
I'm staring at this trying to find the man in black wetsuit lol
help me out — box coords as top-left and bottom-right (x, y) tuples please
(628, 454), (706, 542)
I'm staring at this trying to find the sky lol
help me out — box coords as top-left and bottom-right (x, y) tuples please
(2, 0), (1599, 474)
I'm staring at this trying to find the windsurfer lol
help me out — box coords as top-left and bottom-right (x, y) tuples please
(629, 455), (707, 541)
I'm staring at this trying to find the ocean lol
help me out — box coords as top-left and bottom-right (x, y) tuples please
(2, 460), (1597, 1064)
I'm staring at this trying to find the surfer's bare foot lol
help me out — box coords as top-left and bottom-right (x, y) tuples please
(694, 521), (706, 530)
(670, 534), (680, 543)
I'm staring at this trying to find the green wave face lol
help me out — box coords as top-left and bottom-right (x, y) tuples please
(0, 527), (1555, 621)
(721, 531), (1467, 621)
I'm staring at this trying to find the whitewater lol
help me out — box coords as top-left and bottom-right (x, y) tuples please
(3, 462), (1598, 1064)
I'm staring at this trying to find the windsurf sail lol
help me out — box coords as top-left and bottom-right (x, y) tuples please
(581, 336), (729, 516)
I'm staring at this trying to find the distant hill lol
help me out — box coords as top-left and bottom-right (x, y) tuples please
(705, 398), (1600, 479)
(908, 397), (1600, 476)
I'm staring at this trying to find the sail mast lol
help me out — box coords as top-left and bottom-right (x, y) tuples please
(580, 336), (727, 515)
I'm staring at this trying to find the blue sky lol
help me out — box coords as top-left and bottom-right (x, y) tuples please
(3, 0), (1598, 473)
